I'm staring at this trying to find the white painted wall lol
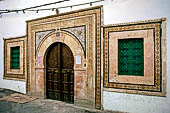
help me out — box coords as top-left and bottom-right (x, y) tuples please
(0, 0), (170, 113)
(102, 0), (170, 113)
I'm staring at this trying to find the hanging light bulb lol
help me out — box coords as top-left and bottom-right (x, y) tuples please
(36, 10), (39, 13)
(56, 8), (59, 15)
(70, 6), (72, 9)
(23, 10), (25, 14)
(90, 2), (92, 6)
(0, 13), (2, 18)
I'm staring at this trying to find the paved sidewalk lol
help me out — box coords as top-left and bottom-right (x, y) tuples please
(0, 88), (124, 113)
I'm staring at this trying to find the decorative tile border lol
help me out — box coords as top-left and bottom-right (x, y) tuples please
(108, 30), (154, 85)
(3, 36), (26, 81)
(103, 18), (166, 96)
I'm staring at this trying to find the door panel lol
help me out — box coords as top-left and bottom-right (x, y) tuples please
(61, 45), (74, 69)
(61, 69), (74, 103)
(46, 42), (74, 103)
(46, 45), (59, 68)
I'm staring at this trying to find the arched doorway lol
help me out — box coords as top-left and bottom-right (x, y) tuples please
(46, 42), (74, 103)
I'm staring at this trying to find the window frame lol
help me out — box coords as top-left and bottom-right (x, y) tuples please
(103, 18), (166, 96)
(3, 37), (25, 81)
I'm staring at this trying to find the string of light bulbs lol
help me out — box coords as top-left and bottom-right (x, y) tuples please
(0, 0), (104, 17)
(0, 0), (70, 13)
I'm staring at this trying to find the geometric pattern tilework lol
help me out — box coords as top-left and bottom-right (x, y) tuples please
(35, 29), (56, 51)
(103, 18), (166, 96)
(118, 38), (144, 76)
(61, 26), (86, 55)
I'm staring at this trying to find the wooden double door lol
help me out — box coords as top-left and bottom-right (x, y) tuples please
(46, 42), (74, 103)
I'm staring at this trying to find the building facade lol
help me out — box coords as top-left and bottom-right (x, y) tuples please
(1, 0), (170, 113)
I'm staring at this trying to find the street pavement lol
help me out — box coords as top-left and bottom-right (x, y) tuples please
(0, 88), (124, 113)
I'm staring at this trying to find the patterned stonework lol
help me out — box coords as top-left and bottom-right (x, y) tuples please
(35, 29), (56, 51)
(61, 26), (86, 55)
(103, 18), (166, 96)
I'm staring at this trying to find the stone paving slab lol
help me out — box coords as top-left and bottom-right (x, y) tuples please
(0, 93), (36, 104)
(0, 88), (17, 98)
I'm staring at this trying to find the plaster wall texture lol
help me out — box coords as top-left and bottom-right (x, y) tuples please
(0, 0), (170, 113)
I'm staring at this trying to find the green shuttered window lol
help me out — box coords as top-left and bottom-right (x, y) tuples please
(10, 46), (20, 69)
(118, 38), (144, 76)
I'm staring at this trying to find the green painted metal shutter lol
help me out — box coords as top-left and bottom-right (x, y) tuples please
(10, 46), (20, 69)
(118, 38), (144, 76)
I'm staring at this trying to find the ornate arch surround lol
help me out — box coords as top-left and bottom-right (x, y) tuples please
(36, 30), (85, 68)
(26, 6), (102, 109)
